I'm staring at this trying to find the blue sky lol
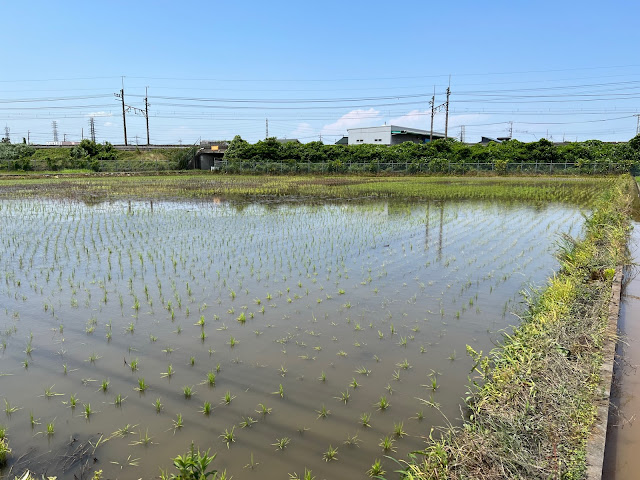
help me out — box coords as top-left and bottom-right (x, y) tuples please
(1, 0), (639, 144)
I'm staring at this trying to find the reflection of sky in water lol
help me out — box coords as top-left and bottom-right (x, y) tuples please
(0, 198), (586, 480)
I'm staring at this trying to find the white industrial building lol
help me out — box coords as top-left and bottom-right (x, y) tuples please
(346, 125), (446, 146)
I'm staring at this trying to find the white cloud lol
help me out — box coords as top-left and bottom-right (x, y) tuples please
(321, 108), (382, 136)
(103, 122), (113, 127)
(87, 111), (113, 118)
(288, 122), (314, 140)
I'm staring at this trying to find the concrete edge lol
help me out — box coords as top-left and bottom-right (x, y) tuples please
(585, 268), (623, 479)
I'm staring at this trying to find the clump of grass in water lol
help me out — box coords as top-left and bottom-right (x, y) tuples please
(316, 404), (330, 419)
(183, 386), (194, 399)
(256, 403), (272, 416)
(368, 459), (385, 477)
(379, 435), (396, 453)
(272, 384), (284, 398)
(201, 401), (212, 416)
(376, 396), (390, 411)
(273, 437), (291, 450)
(360, 412), (372, 428)
(220, 426), (236, 448)
(222, 391), (235, 405)
(161, 364), (174, 378)
(322, 445), (338, 462)
(135, 378), (148, 392)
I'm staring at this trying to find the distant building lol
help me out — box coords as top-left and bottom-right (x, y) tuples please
(478, 136), (511, 145)
(346, 125), (446, 146)
(335, 136), (349, 145)
(275, 138), (301, 144)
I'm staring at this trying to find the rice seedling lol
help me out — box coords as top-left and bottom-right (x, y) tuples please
(220, 426), (236, 448)
(392, 370), (401, 381)
(239, 416), (257, 428)
(288, 469), (316, 480)
(318, 371), (326, 382)
(244, 452), (259, 470)
(367, 459), (385, 477)
(29, 412), (40, 428)
(200, 401), (212, 416)
(161, 364), (174, 378)
(129, 358), (139, 372)
(335, 389), (350, 404)
(87, 352), (101, 363)
(135, 378), (148, 392)
(222, 390), (235, 404)
(130, 428), (153, 446)
(360, 412), (372, 427)
(228, 336), (238, 348)
(273, 384), (284, 398)
(172, 413), (183, 433)
(322, 445), (338, 462)
(183, 386), (194, 399)
(343, 433), (361, 447)
(100, 379), (110, 393)
(376, 396), (390, 411)
(355, 366), (371, 376)
(316, 404), (330, 419)
(379, 435), (396, 453)
(189, 356), (196, 366)
(256, 403), (272, 416)
(205, 371), (216, 387)
(350, 378), (360, 389)
(112, 423), (138, 438)
(154, 398), (163, 413)
(393, 421), (407, 438)
(4, 399), (20, 415)
(397, 358), (412, 370)
(114, 394), (126, 407)
(83, 403), (93, 419)
(46, 420), (55, 436)
(273, 436), (291, 450)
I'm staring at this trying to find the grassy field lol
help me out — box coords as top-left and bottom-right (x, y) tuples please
(0, 174), (614, 205)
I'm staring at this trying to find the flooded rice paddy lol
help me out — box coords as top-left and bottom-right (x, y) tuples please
(0, 197), (587, 479)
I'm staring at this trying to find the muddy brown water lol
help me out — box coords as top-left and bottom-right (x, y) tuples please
(0, 198), (586, 479)
(603, 219), (640, 479)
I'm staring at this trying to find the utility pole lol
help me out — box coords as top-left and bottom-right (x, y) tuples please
(89, 117), (96, 143)
(52, 121), (58, 143)
(460, 125), (465, 143)
(27, 130), (30, 144)
(114, 77), (128, 146)
(145, 86), (150, 146)
(635, 114), (640, 135)
(266, 118), (269, 139)
(120, 88), (128, 145)
(509, 121), (513, 139)
(429, 86), (435, 142)
(3, 125), (9, 143)
(444, 76), (451, 140)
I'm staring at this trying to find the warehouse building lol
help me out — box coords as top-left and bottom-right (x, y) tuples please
(346, 125), (446, 146)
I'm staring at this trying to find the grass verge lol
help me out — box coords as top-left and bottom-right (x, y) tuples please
(390, 175), (634, 479)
